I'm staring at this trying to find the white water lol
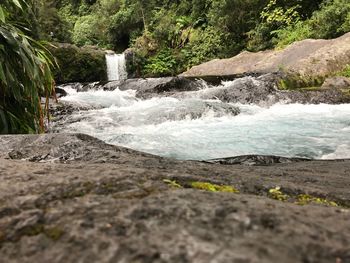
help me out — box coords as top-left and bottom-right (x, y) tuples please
(105, 53), (127, 81)
(58, 85), (350, 160)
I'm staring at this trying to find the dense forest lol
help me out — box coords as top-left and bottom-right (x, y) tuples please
(1, 0), (350, 133)
(33, 0), (350, 76)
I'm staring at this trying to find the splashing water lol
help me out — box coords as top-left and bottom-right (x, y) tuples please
(57, 84), (350, 160)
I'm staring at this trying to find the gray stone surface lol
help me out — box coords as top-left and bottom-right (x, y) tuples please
(181, 33), (350, 79)
(0, 134), (349, 263)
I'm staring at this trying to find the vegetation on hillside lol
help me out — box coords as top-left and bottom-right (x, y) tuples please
(30, 0), (350, 77)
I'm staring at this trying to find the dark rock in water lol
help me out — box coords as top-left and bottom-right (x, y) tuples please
(207, 155), (311, 166)
(110, 77), (202, 98)
(173, 73), (350, 105)
(54, 87), (67, 98)
(0, 134), (350, 263)
(56, 73), (350, 106)
(195, 74), (279, 105)
(59, 77), (202, 96)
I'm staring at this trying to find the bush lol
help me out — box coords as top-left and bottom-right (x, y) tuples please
(307, 0), (350, 39)
(143, 49), (178, 77)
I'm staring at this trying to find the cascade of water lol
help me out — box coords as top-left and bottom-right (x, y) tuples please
(105, 53), (127, 81)
(57, 82), (350, 161)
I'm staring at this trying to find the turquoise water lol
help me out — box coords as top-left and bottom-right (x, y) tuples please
(59, 86), (350, 160)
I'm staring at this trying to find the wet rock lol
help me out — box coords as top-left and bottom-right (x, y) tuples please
(54, 87), (67, 98)
(0, 134), (350, 262)
(207, 155), (311, 166)
(174, 74), (350, 105)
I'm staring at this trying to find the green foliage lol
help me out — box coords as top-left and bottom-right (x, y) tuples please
(143, 49), (177, 77)
(273, 0), (350, 48)
(30, 0), (350, 78)
(337, 65), (350, 78)
(0, 0), (55, 134)
(181, 26), (231, 69)
(307, 0), (350, 39)
(72, 14), (108, 46)
(273, 21), (311, 49)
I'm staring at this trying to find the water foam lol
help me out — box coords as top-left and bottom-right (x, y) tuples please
(56, 85), (350, 160)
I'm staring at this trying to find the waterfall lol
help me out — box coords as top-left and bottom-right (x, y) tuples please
(105, 53), (127, 81)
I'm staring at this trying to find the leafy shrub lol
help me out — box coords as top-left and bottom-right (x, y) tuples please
(143, 49), (177, 77)
(0, 0), (55, 133)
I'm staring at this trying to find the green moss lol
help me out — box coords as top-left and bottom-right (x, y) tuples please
(44, 227), (65, 241)
(163, 179), (239, 193)
(296, 194), (338, 207)
(163, 179), (182, 188)
(336, 64), (350, 78)
(268, 187), (289, 201)
(49, 43), (107, 83)
(277, 74), (325, 91)
(190, 182), (239, 193)
(267, 187), (339, 207)
(21, 224), (45, 237)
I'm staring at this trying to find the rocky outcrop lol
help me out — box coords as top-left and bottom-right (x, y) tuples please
(321, 76), (350, 90)
(172, 74), (350, 105)
(181, 33), (350, 84)
(59, 77), (203, 95)
(0, 134), (349, 263)
(50, 43), (107, 84)
(57, 74), (350, 106)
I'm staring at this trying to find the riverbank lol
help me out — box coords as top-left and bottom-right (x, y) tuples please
(0, 134), (349, 263)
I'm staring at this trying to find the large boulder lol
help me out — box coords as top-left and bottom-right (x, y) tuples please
(181, 33), (350, 84)
(50, 43), (107, 84)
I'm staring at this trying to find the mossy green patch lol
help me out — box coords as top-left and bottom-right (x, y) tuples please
(267, 187), (339, 207)
(278, 75), (325, 91)
(163, 179), (239, 193)
(268, 187), (289, 201)
(296, 194), (338, 207)
(163, 179), (182, 188)
(21, 224), (45, 237)
(336, 64), (350, 78)
(44, 227), (65, 241)
(190, 182), (239, 193)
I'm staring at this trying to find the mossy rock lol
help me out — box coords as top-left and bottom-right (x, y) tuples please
(49, 43), (107, 84)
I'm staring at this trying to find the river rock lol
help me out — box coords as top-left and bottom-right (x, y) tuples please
(0, 134), (349, 263)
(50, 43), (107, 84)
(181, 33), (350, 81)
(172, 73), (350, 105)
(321, 76), (350, 90)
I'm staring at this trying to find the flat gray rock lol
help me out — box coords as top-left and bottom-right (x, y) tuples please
(0, 134), (349, 263)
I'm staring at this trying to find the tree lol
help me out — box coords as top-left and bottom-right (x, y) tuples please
(0, 0), (55, 133)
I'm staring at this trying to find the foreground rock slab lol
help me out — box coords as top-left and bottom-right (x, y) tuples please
(0, 134), (349, 263)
